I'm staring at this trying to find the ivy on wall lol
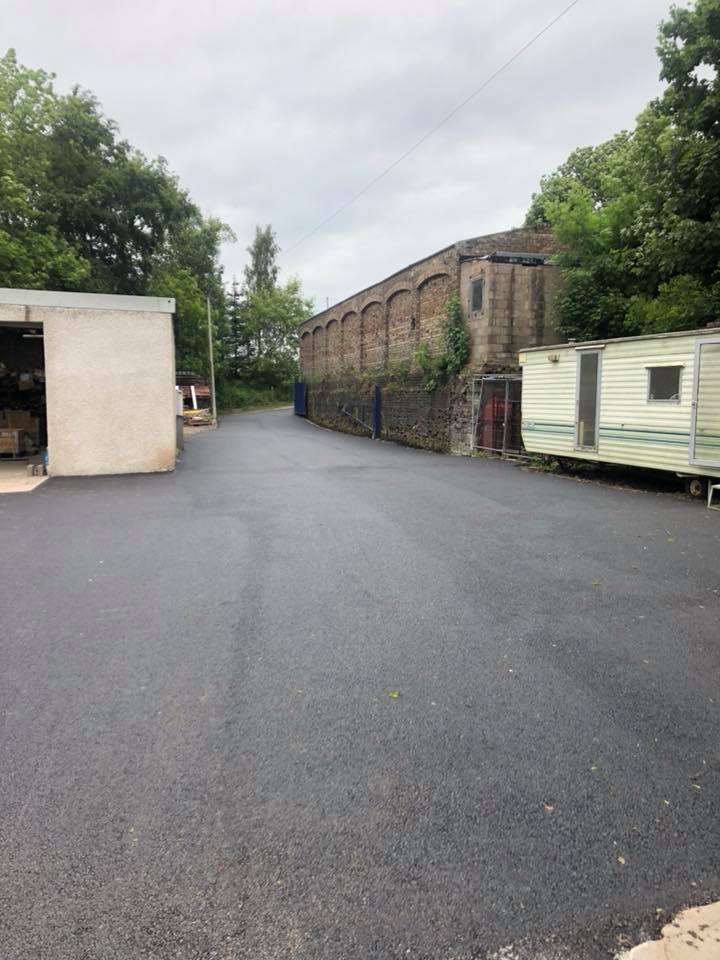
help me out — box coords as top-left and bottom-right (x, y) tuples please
(413, 294), (471, 391)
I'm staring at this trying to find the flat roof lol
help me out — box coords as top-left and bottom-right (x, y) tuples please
(521, 325), (720, 353)
(0, 288), (176, 314)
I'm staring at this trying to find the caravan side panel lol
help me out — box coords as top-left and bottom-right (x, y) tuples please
(520, 348), (577, 456)
(597, 336), (695, 473)
(521, 332), (714, 476)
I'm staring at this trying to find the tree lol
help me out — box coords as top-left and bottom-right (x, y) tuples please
(0, 48), (233, 378)
(223, 225), (313, 393)
(525, 0), (720, 340)
(525, 133), (632, 227)
(243, 224), (279, 295)
(243, 278), (313, 386)
(0, 50), (91, 288)
(225, 275), (252, 378)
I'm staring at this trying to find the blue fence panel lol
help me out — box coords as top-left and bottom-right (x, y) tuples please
(293, 381), (306, 416)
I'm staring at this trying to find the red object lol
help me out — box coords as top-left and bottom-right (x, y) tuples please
(481, 396), (510, 450)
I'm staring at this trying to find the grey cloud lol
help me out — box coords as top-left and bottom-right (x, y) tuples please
(6, 0), (671, 307)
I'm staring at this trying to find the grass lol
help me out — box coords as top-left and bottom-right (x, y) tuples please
(216, 382), (292, 413)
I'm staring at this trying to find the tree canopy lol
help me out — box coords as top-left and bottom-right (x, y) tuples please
(223, 225), (313, 400)
(0, 48), (232, 377)
(526, 0), (720, 341)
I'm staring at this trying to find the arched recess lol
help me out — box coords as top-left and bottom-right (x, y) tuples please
(417, 273), (451, 355)
(300, 330), (312, 378)
(325, 319), (340, 375)
(387, 288), (414, 363)
(311, 325), (326, 378)
(340, 311), (359, 371)
(360, 300), (385, 370)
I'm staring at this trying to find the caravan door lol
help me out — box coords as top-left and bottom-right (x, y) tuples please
(689, 337), (720, 469)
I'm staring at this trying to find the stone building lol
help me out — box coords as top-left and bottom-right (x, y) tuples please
(297, 226), (561, 380)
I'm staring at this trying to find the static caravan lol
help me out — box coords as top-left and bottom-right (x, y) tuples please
(518, 327), (720, 495)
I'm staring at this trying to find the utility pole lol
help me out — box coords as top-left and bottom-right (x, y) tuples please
(207, 297), (217, 423)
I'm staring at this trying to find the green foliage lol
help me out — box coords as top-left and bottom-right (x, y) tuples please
(224, 225), (313, 394)
(412, 295), (471, 390)
(442, 293), (471, 374)
(412, 342), (443, 392)
(243, 224), (279, 295)
(0, 48), (232, 378)
(215, 380), (290, 412)
(525, 133), (632, 227)
(627, 274), (720, 333)
(526, 0), (720, 341)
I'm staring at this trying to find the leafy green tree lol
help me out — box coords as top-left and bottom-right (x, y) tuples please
(243, 224), (279, 296)
(0, 50), (91, 288)
(243, 278), (313, 386)
(0, 48), (234, 379)
(525, 133), (632, 227)
(225, 225), (313, 394)
(526, 0), (720, 340)
(225, 275), (252, 378)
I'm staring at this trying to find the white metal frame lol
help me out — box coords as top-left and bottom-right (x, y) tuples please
(689, 336), (720, 468)
(574, 347), (603, 452)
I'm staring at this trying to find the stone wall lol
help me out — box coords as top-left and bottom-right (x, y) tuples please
(306, 373), (467, 454)
(461, 258), (562, 369)
(298, 226), (560, 380)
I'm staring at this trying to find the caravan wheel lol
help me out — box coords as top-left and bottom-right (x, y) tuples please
(685, 477), (708, 499)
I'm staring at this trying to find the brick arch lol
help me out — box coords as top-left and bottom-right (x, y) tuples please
(360, 300), (385, 370)
(387, 288), (414, 363)
(325, 318), (340, 374)
(311, 324), (326, 378)
(340, 311), (359, 370)
(417, 272), (451, 356)
(300, 330), (312, 378)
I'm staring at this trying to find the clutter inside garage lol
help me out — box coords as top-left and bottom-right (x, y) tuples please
(0, 325), (47, 474)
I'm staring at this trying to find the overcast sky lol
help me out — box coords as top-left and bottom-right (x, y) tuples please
(6, 0), (673, 309)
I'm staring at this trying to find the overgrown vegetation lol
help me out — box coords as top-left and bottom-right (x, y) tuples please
(526, 0), (720, 341)
(412, 294), (471, 390)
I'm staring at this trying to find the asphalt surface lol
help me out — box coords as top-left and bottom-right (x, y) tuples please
(1, 408), (718, 960)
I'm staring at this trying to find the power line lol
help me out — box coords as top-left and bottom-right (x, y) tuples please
(286, 0), (584, 256)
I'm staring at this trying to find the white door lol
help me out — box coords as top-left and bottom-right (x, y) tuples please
(689, 337), (720, 468)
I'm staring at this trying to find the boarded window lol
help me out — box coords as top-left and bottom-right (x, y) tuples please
(648, 366), (682, 401)
(471, 278), (484, 312)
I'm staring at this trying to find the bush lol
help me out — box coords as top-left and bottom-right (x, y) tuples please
(216, 380), (292, 412)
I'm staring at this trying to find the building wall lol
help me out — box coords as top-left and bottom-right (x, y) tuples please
(41, 306), (176, 477)
(461, 259), (562, 369)
(0, 295), (176, 477)
(519, 329), (720, 477)
(298, 227), (559, 380)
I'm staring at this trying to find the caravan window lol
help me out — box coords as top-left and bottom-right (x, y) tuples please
(647, 366), (682, 402)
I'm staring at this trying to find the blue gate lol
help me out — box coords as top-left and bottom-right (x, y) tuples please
(293, 381), (307, 416)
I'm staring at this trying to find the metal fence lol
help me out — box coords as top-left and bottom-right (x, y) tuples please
(471, 374), (524, 456)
